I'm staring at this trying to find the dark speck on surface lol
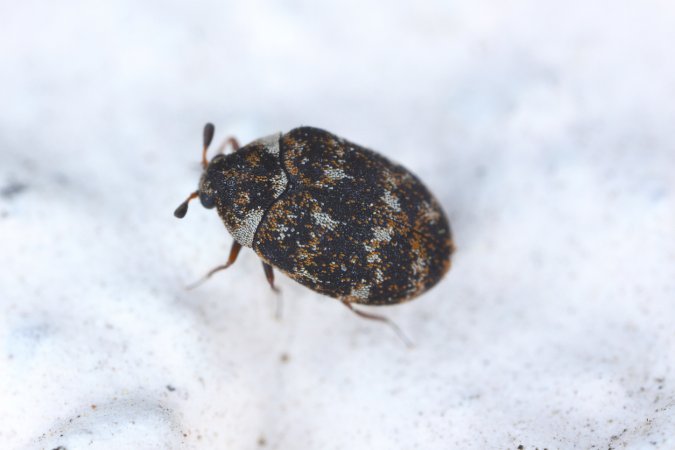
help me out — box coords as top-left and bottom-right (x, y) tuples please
(1, 182), (28, 199)
(166, 384), (176, 392)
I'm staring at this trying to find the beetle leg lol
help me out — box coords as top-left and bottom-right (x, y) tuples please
(341, 300), (414, 348)
(186, 241), (242, 290)
(215, 137), (240, 155)
(262, 261), (283, 319)
(261, 262), (280, 293)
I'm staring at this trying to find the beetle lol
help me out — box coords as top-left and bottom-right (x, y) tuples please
(175, 124), (454, 343)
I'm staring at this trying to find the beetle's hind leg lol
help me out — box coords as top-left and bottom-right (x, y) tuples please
(262, 261), (283, 319)
(341, 301), (414, 348)
(186, 241), (242, 290)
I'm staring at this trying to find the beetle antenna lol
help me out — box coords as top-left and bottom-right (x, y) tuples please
(174, 191), (199, 218)
(202, 123), (215, 169)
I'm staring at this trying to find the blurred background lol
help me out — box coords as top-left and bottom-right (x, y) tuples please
(1, 0), (674, 448)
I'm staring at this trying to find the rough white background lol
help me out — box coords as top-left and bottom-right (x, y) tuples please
(1, 0), (674, 449)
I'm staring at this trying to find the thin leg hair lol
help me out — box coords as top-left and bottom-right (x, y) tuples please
(341, 300), (414, 348)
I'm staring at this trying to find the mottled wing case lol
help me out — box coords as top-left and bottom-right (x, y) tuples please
(253, 127), (453, 305)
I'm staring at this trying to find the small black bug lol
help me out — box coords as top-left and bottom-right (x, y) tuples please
(175, 124), (454, 343)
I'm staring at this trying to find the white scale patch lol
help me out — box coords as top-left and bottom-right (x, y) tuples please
(298, 267), (320, 283)
(367, 253), (381, 263)
(421, 201), (441, 222)
(383, 171), (399, 188)
(312, 211), (340, 231)
(324, 167), (352, 180)
(249, 133), (281, 155)
(372, 226), (393, 242)
(230, 208), (265, 247)
(382, 190), (401, 212)
(412, 256), (427, 277)
(350, 283), (371, 300)
(275, 223), (290, 240)
(374, 269), (384, 283)
(271, 171), (288, 197)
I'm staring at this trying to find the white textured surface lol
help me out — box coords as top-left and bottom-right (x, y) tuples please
(1, 1), (674, 449)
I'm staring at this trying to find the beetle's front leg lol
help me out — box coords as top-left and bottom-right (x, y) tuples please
(215, 137), (240, 154)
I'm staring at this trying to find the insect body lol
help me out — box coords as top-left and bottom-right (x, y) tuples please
(175, 124), (454, 339)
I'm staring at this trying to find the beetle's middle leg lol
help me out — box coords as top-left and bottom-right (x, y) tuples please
(341, 300), (413, 348)
(262, 261), (283, 319)
(186, 241), (242, 290)
(261, 262), (280, 293)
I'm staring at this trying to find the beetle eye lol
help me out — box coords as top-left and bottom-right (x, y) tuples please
(199, 191), (216, 209)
